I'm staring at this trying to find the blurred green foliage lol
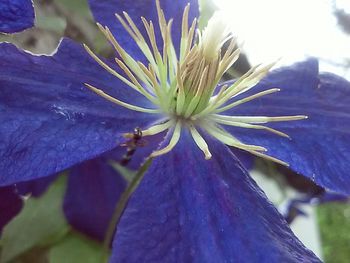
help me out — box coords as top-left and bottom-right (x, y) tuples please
(0, 176), (69, 263)
(0, 175), (106, 263)
(49, 232), (103, 263)
(318, 203), (350, 263)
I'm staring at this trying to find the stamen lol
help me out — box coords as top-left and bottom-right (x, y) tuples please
(114, 58), (159, 103)
(98, 24), (153, 87)
(116, 12), (158, 69)
(83, 44), (150, 97)
(210, 84), (228, 105)
(83, 2), (308, 164)
(122, 12), (144, 41)
(212, 117), (290, 138)
(180, 4), (197, 62)
(185, 18), (197, 58)
(218, 62), (276, 104)
(204, 124), (267, 152)
(214, 88), (280, 113)
(150, 121), (182, 157)
(176, 63), (186, 115)
(166, 19), (178, 78)
(184, 66), (209, 118)
(214, 57), (275, 98)
(155, 0), (168, 40)
(192, 64), (263, 118)
(84, 83), (160, 113)
(189, 125), (212, 159)
(141, 18), (162, 71)
(180, 4), (190, 62)
(213, 115), (308, 124)
(245, 149), (289, 167)
(192, 88), (279, 120)
(137, 62), (163, 100)
(215, 47), (240, 84)
(142, 121), (174, 136)
(181, 4), (190, 40)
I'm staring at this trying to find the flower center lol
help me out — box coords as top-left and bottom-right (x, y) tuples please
(84, 0), (306, 164)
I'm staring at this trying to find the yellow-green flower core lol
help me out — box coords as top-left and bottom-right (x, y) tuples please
(84, 0), (306, 165)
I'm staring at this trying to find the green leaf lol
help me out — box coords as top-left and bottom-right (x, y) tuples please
(317, 203), (350, 263)
(49, 232), (104, 263)
(0, 176), (69, 263)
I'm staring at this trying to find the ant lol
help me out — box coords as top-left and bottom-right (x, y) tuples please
(120, 127), (147, 166)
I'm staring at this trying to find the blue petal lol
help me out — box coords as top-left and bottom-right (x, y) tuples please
(88, 0), (199, 60)
(317, 191), (349, 203)
(63, 156), (126, 242)
(222, 59), (350, 195)
(110, 130), (320, 262)
(0, 38), (158, 186)
(0, 186), (23, 234)
(0, 0), (34, 33)
(230, 148), (255, 170)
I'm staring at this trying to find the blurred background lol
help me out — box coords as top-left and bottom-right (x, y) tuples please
(1, 0), (349, 262)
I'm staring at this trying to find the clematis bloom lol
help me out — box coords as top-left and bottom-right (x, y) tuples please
(1, 0), (350, 262)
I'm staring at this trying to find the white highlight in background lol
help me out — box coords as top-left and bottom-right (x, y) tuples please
(214, 0), (350, 78)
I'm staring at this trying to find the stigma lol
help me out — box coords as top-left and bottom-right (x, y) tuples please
(84, 0), (307, 165)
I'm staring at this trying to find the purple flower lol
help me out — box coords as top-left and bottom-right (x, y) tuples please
(1, 0), (349, 261)
(0, 0), (34, 33)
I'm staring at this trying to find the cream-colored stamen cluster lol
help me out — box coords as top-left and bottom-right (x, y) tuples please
(84, 0), (306, 165)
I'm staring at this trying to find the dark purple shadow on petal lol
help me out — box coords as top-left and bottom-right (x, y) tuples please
(274, 165), (324, 195)
(0, 0), (34, 33)
(88, 0), (199, 61)
(63, 156), (127, 242)
(110, 129), (320, 262)
(15, 174), (57, 198)
(221, 59), (350, 195)
(0, 39), (159, 186)
(0, 186), (23, 234)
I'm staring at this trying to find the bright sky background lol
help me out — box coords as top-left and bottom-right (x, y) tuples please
(213, 0), (350, 79)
